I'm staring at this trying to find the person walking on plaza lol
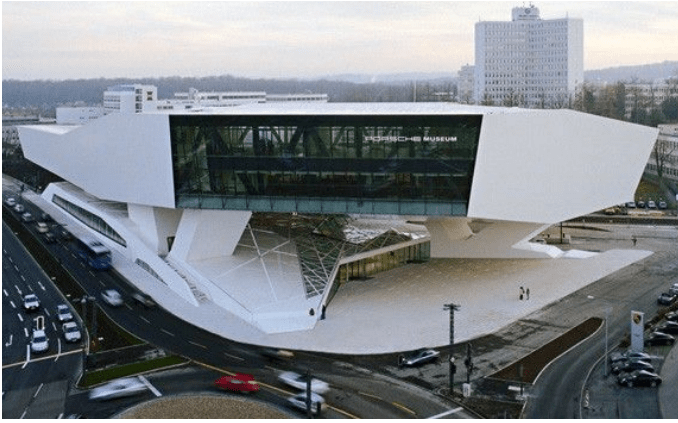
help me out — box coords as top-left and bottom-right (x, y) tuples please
(519, 286), (525, 301)
(526, 288), (530, 300)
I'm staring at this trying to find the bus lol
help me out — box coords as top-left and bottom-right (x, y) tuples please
(75, 236), (112, 270)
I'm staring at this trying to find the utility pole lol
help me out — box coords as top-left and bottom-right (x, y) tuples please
(443, 303), (460, 393)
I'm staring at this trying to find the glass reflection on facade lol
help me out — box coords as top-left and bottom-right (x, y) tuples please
(170, 114), (482, 215)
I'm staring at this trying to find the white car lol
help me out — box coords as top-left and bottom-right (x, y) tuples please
(31, 329), (49, 353)
(286, 392), (327, 416)
(56, 304), (73, 322)
(36, 221), (49, 233)
(23, 293), (40, 312)
(89, 377), (147, 401)
(4, 197), (16, 207)
(278, 371), (329, 394)
(13, 203), (25, 213)
(101, 289), (123, 307)
(62, 322), (82, 343)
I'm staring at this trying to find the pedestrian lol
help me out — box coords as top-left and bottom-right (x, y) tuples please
(519, 286), (525, 301)
(632, 235), (637, 246)
(526, 288), (530, 300)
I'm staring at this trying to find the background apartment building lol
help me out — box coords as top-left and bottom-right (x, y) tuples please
(474, 4), (583, 108)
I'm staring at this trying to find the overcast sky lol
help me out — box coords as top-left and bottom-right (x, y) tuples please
(3, 1), (678, 81)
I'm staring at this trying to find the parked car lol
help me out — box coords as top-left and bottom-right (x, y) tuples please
(658, 201), (668, 210)
(23, 293), (40, 312)
(56, 304), (73, 322)
(637, 201), (646, 208)
(4, 197), (16, 207)
(286, 392), (326, 416)
(612, 359), (654, 374)
(40, 212), (53, 222)
(399, 348), (440, 367)
(665, 311), (678, 322)
(657, 292), (677, 306)
(131, 292), (156, 308)
(101, 289), (123, 307)
(609, 350), (651, 364)
(617, 370), (662, 388)
(13, 203), (25, 213)
(657, 321), (678, 335)
(625, 201), (637, 209)
(647, 201), (657, 209)
(645, 331), (676, 346)
(214, 373), (259, 393)
(62, 321), (82, 343)
(30, 329), (49, 353)
(89, 377), (147, 401)
(278, 371), (329, 394)
(35, 221), (49, 233)
(669, 285), (678, 296)
(21, 212), (34, 222)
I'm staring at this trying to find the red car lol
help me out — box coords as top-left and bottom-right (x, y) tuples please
(214, 373), (259, 393)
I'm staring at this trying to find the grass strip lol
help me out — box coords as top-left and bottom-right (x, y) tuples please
(80, 355), (188, 387)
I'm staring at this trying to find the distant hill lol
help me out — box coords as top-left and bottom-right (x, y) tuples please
(585, 61), (678, 83)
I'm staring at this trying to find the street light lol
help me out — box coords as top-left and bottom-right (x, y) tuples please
(443, 303), (460, 392)
(587, 295), (613, 377)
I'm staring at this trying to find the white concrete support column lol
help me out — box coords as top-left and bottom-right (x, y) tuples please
(169, 209), (252, 262)
(424, 217), (562, 258)
(128, 204), (183, 255)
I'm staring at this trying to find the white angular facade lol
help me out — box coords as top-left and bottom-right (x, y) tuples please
(18, 103), (657, 334)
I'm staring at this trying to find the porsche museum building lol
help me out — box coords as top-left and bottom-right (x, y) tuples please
(18, 103), (657, 334)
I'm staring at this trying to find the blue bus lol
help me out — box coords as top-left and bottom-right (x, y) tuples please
(75, 237), (112, 270)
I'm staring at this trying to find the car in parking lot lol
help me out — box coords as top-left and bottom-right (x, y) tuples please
(30, 329), (49, 353)
(278, 371), (329, 394)
(665, 311), (678, 322)
(647, 200), (657, 209)
(625, 201), (636, 209)
(658, 201), (668, 209)
(612, 359), (654, 374)
(609, 350), (652, 364)
(617, 370), (662, 388)
(5, 197), (16, 207)
(21, 212), (34, 222)
(89, 377), (147, 401)
(637, 200), (646, 208)
(286, 392), (326, 416)
(131, 292), (156, 308)
(214, 373), (259, 393)
(56, 304), (73, 322)
(657, 292), (677, 306)
(43, 231), (56, 243)
(669, 285), (678, 296)
(13, 203), (25, 213)
(23, 293), (40, 312)
(657, 321), (678, 335)
(35, 221), (49, 233)
(101, 289), (123, 307)
(62, 321), (82, 343)
(399, 348), (440, 367)
(645, 331), (676, 346)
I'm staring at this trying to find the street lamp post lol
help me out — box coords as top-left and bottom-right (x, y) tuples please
(443, 303), (460, 393)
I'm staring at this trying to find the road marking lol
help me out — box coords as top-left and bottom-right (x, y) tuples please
(161, 329), (175, 337)
(3, 289), (8, 297)
(44, 309), (50, 316)
(10, 300), (16, 309)
(3, 349), (84, 370)
(139, 316), (150, 324)
(15, 285), (22, 295)
(52, 322), (58, 331)
(359, 391), (382, 401)
(98, 280), (105, 287)
(427, 407), (464, 419)
(125, 304), (133, 311)
(22, 345), (30, 369)
(17, 313), (24, 322)
(33, 383), (44, 398)
(5, 335), (13, 347)
(188, 340), (207, 349)
(223, 352), (245, 361)
(55, 339), (62, 361)
(138, 375), (162, 397)
(24, 328), (29, 338)
(14, 265), (19, 272)
(37, 281), (46, 291)
(20, 410), (27, 419)
(21, 275), (26, 282)
(392, 401), (416, 416)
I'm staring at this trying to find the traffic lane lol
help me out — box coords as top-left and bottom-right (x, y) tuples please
(2, 352), (82, 419)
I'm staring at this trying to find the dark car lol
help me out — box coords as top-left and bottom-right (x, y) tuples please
(637, 200), (646, 208)
(657, 292), (677, 306)
(645, 331), (676, 346)
(657, 321), (678, 335)
(612, 359), (654, 374)
(609, 350), (651, 364)
(665, 311), (678, 322)
(617, 370), (662, 388)
(399, 348), (440, 367)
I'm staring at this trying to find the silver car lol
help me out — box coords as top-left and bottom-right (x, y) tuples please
(62, 322), (82, 343)
(56, 304), (73, 322)
(89, 377), (147, 401)
(278, 371), (329, 394)
(286, 392), (327, 416)
(101, 289), (123, 307)
(31, 329), (49, 353)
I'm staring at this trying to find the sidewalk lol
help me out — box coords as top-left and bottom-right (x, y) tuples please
(659, 341), (678, 418)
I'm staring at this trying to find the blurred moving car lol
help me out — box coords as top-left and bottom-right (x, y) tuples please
(657, 292), (677, 306)
(617, 370), (662, 388)
(23, 293), (40, 312)
(30, 329), (49, 353)
(43, 231), (56, 243)
(62, 321), (82, 343)
(56, 304), (73, 322)
(278, 371), (329, 394)
(89, 377), (147, 401)
(399, 348), (440, 367)
(101, 289), (123, 307)
(645, 331), (676, 346)
(131, 292), (156, 308)
(214, 373), (259, 393)
(286, 392), (326, 416)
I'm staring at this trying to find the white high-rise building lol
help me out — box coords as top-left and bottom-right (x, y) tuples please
(474, 4), (583, 108)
